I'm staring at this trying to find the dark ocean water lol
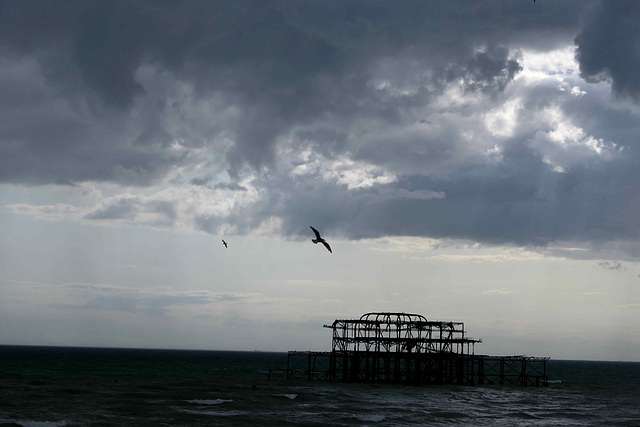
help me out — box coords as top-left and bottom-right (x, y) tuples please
(1, 346), (640, 426)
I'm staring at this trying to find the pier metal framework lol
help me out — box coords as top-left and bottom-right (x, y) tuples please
(270, 312), (549, 386)
(325, 312), (480, 356)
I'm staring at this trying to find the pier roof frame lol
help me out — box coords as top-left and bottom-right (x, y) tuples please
(324, 312), (481, 355)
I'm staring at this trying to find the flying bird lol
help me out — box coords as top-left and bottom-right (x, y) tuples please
(222, 239), (228, 248)
(310, 226), (332, 253)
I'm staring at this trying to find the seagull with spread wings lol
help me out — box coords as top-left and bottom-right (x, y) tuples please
(222, 239), (228, 248)
(310, 226), (332, 253)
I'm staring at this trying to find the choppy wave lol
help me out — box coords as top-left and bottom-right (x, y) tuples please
(177, 408), (250, 417)
(4, 420), (69, 427)
(2, 347), (640, 426)
(279, 393), (298, 400)
(353, 413), (386, 422)
(185, 399), (233, 405)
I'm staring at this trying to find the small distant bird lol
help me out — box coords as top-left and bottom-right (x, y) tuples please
(222, 239), (228, 248)
(310, 226), (332, 253)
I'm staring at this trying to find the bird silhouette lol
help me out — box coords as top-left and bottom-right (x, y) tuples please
(222, 239), (228, 248)
(310, 226), (332, 253)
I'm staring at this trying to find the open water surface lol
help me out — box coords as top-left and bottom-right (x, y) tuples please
(1, 346), (639, 426)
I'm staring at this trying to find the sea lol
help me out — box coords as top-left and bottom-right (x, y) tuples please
(1, 346), (640, 426)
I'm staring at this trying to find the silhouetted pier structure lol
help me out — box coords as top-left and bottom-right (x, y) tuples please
(269, 312), (548, 386)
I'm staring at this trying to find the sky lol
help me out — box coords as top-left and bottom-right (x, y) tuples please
(2, 0), (640, 361)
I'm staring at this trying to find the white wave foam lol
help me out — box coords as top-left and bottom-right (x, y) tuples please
(280, 394), (297, 400)
(185, 399), (233, 405)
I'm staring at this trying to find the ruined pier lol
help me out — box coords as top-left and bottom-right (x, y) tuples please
(270, 312), (548, 386)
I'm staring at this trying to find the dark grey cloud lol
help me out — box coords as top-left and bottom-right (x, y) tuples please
(189, 175), (213, 186)
(450, 46), (523, 95)
(195, 128), (640, 252)
(8, 0), (640, 255)
(0, 0), (585, 185)
(575, 1), (640, 101)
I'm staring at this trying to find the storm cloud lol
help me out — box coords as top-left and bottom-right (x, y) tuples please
(575, 1), (640, 100)
(3, 0), (640, 255)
